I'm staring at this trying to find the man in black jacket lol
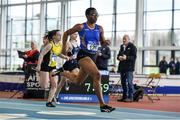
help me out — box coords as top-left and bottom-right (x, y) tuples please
(117, 35), (137, 102)
(159, 56), (168, 74)
(96, 43), (111, 70)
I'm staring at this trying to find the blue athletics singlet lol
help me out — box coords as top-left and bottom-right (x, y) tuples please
(78, 22), (100, 54)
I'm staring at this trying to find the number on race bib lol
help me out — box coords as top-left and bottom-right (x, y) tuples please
(87, 43), (99, 51)
(52, 54), (57, 62)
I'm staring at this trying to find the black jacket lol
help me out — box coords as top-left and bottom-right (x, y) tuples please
(117, 42), (137, 72)
(159, 60), (168, 74)
(96, 46), (111, 70)
(175, 61), (180, 74)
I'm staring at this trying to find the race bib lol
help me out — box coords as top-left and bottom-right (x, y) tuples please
(51, 54), (58, 62)
(87, 42), (99, 51)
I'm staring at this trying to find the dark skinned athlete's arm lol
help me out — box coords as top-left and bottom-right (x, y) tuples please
(99, 26), (111, 46)
(62, 24), (83, 55)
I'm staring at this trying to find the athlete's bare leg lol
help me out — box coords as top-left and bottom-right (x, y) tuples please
(59, 57), (105, 106)
(55, 76), (66, 98)
(59, 66), (87, 84)
(39, 71), (49, 90)
(54, 68), (79, 103)
(79, 57), (105, 106)
(47, 73), (58, 102)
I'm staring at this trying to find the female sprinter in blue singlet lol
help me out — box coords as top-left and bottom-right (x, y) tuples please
(54, 33), (80, 103)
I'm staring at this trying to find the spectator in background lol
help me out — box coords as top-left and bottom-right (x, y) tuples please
(96, 41), (111, 70)
(117, 34), (137, 102)
(22, 41), (40, 70)
(169, 57), (176, 75)
(158, 56), (168, 74)
(175, 57), (180, 75)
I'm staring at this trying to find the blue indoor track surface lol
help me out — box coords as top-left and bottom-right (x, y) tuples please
(0, 98), (180, 120)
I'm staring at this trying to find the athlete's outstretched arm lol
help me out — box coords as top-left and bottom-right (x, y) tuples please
(58, 53), (69, 61)
(62, 24), (83, 55)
